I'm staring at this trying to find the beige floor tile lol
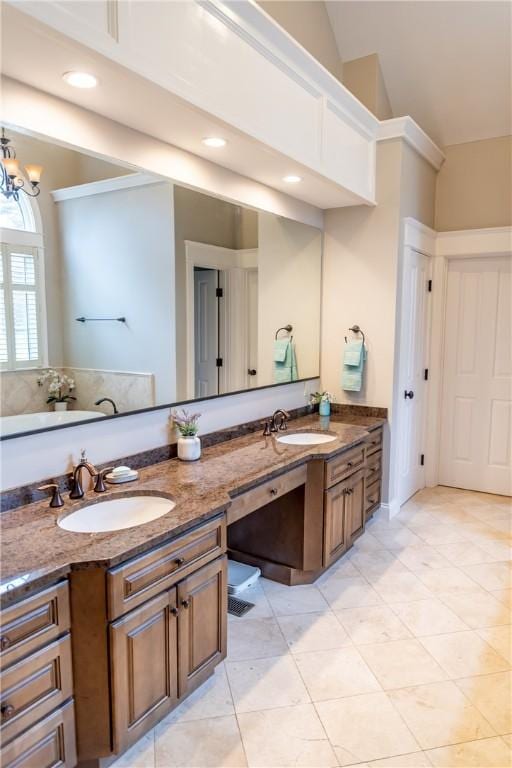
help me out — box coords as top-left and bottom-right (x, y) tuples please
(237, 703), (338, 767)
(163, 663), (234, 724)
(391, 599), (469, 637)
(319, 576), (383, 610)
(396, 510), (441, 528)
(366, 517), (405, 533)
(228, 584), (273, 621)
(462, 562), (512, 591)
(315, 691), (420, 766)
(373, 528), (425, 549)
(336, 605), (412, 645)
(227, 618), (288, 661)
(294, 646), (381, 701)
(456, 671), (512, 734)
(155, 715), (247, 767)
(371, 572), (434, 604)
(111, 732), (155, 768)
(389, 681), (495, 749)
(351, 531), (386, 551)
(420, 630), (509, 679)
(477, 539), (512, 562)
(277, 611), (351, 654)
(413, 524), (470, 546)
(415, 567), (483, 595)
(435, 541), (498, 567)
(476, 625), (512, 664)
(492, 588), (512, 608)
(358, 639), (447, 690)
(264, 585), (330, 617)
(426, 736), (512, 768)
(440, 589), (511, 628)
(225, 655), (310, 713)
(367, 753), (432, 767)
(348, 549), (407, 580)
(395, 546), (452, 571)
(324, 556), (360, 579)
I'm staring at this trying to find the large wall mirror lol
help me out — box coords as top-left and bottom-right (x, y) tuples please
(0, 130), (322, 438)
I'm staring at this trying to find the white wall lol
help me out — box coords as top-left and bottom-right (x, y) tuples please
(57, 181), (176, 404)
(257, 213), (322, 384)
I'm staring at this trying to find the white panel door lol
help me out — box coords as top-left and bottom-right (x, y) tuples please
(194, 269), (218, 398)
(439, 257), (512, 495)
(398, 248), (430, 506)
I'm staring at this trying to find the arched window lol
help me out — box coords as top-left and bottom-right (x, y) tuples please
(0, 193), (45, 370)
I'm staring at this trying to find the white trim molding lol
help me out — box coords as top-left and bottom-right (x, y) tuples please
(436, 226), (512, 258)
(377, 117), (445, 171)
(51, 173), (162, 202)
(403, 217), (437, 254)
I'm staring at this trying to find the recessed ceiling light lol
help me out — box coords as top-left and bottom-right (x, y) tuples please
(202, 137), (227, 148)
(283, 175), (302, 183)
(62, 71), (98, 89)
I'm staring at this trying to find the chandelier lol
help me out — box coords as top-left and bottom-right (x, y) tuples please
(1, 128), (43, 201)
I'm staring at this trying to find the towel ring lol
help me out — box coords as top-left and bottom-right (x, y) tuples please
(345, 325), (365, 345)
(275, 324), (293, 340)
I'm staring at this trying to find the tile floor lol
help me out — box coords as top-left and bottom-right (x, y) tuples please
(112, 486), (511, 768)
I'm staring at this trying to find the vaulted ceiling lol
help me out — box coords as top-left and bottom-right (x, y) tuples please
(326, 1), (511, 147)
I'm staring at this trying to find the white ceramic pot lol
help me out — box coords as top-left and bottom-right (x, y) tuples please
(54, 402), (68, 412)
(177, 435), (201, 461)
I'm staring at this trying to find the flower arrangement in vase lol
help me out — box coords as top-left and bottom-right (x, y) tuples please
(310, 391), (334, 416)
(172, 409), (202, 461)
(37, 370), (76, 411)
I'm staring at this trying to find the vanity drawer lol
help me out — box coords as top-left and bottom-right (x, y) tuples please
(107, 515), (226, 620)
(324, 444), (366, 488)
(227, 465), (307, 526)
(365, 427), (383, 456)
(0, 700), (77, 768)
(366, 478), (381, 513)
(0, 635), (73, 744)
(366, 451), (382, 485)
(0, 582), (70, 671)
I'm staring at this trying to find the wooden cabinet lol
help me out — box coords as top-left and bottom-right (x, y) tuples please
(109, 556), (227, 754)
(0, 701), (76, 768)
(110, 591), (179, 754)
(364, 427), (384, 520)
(178, 557), (227, 698)
(324, 465), (366, 567)
(345, 469), (366, 545)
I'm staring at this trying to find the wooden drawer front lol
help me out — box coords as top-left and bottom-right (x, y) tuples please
(108, 515), (226, 620)
(227, 465), (307, 526)
(366, 478), (381, 512)
(0, 583), (70, 671)
(365, 427), (383, 456)
(0, 636), (73, 744)
(366, 451), (382, 485)
(0, 700), (77, 768)
(325, 444), (366, 488)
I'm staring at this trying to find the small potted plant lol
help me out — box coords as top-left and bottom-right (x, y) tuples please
(310, 391), (334, 417)
(37, 369), (76, 412)
(172, 409), (202, 461)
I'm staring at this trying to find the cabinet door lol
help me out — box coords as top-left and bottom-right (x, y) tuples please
(110, 590), (178, 754)
(346, 469), (366, 545)
(0, 701), (76, 768)
(178, 556), (227, 698)
(323, 480), (349, 567)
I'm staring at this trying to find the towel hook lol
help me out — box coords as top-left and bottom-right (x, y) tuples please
(345, 325), (365, 344)
(275, 324), (293, 340)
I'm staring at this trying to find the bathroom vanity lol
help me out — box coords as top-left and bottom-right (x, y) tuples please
(0, 412), (384, 768)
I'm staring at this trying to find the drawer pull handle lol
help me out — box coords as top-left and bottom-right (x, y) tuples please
(0, 636), (10, 650)
(1, 704), (15, 720)
(368, 498), (376, 504)
(181, 599), (190, 609)
(269, 488), (278, 496)
(170, 607), (178, 616)
(174, 557), (185, 567)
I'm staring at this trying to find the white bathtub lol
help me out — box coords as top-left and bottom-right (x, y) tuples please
(0, 410), (106, 437)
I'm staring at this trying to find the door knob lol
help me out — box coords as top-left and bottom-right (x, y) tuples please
(404, 390), (414, 399)
(248, 369), (257, 376)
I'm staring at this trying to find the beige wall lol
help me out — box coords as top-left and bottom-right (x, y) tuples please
(343, 54), (393, 120)
(435, 135), (512, 231)
(257, 1), (342, 79)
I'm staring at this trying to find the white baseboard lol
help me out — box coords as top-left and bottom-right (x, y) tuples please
(379, 498), (401, 520)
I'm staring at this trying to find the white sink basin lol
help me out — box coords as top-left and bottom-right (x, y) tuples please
(277, 432), (337, 446)
(58, 495), (175, 533)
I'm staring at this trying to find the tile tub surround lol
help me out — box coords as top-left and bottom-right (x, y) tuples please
(0, 412), (385, 605)
(108, 485), (511, 768)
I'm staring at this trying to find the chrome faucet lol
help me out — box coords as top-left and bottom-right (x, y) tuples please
(94, 397), (118, 414)
(263, 409), (290, 436)
(69, 450), (99, 499)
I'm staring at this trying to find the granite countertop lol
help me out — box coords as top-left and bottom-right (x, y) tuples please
(0, 413), (385, 605)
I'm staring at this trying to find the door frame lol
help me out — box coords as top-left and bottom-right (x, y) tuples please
(426, 225), (512, 489)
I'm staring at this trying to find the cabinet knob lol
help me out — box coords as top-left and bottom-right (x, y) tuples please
(1, 704), (15, 720)
(174, 557), (185, 567)
(170, 607), (178, 616)
(0, 636), (10, 651)
(269, 488), (278, 496)
(404, 390), (414, 400)
(181, 599), (190, 609)
(368, 498), (376, 504)
(347, 462), (353, 468)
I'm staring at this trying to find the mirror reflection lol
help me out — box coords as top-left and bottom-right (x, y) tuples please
(0, 131), (322, 437)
